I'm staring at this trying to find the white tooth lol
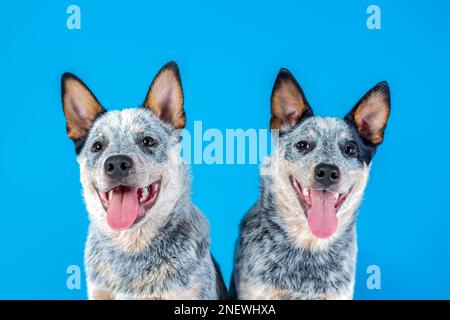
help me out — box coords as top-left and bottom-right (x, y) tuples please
(303, 189), (309, 197)
(141, 188), (149, 202)
(334, 193), (339, 201)
(108, 190), (113, 200)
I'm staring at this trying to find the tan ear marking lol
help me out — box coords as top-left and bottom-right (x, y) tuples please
(348, 82), (390, 145)
(270, 68), (312, 130)
(143, 61), (186, 129)
(61, 73), (105, 141)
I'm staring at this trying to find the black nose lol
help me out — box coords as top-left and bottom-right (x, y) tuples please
(104, 155), (133, 178)
(314, 163), (340, 187)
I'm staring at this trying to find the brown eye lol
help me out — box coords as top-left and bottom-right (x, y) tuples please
(92, 142), (103, 153)
(296, 141), (311, 152)
(142, 137), (156, 147)
(344, 143), (358, 157)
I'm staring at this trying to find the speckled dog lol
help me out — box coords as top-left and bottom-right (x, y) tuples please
(61, 62), (227, 300)
(231, 69), (390, 300)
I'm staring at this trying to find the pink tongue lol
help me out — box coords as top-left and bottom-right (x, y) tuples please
(106, 187), (139, 231)
(307, 190), (338, 239)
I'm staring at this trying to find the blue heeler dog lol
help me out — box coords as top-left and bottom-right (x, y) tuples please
(61, 62), (227, 299)
(231, 68), (390, 300)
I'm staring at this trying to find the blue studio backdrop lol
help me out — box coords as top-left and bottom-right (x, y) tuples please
(1, 1), (449, 299)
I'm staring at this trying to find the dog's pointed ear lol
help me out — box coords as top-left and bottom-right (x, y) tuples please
(143, 61), (186, 129)
(270, 68), (313, 130)
(345, 81), (391, 145)
(61, 73), (106, 141)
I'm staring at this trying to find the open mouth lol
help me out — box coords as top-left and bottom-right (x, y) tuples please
(96, 180), (161, 231)
(289, 175), (351, 239)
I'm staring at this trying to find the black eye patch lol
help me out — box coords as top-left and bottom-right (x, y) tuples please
(346, 126), (377, 164)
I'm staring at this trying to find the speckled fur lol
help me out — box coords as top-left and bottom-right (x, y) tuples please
(231, 69), (390, 300)
(81, 121), (222, 299)
(62, 63), (227, 300)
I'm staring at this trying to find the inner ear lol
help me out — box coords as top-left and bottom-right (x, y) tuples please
(270, 68), (313, 130)
(345, 81), (390, 145)
(61, 73), (106, 142)
(143, 61), (185, 129)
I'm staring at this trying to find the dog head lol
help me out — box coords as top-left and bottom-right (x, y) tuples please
(62, 62), (187, 232)
(269, 69), (390, 240)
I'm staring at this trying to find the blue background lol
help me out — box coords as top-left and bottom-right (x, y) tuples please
(0, 0), (449, 299)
